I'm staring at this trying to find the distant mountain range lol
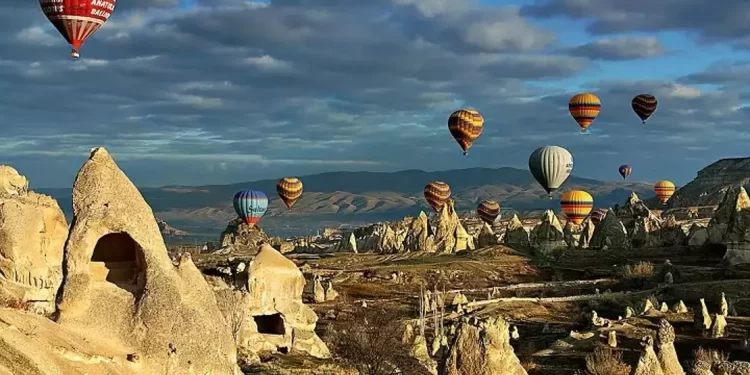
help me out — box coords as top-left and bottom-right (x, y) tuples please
(38, 167), (654, 239)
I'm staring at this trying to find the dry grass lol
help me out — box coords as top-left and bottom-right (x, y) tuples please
(620, 261), (655, 280)
(585, 347), (631, 375)
(693, 347), (728, 368)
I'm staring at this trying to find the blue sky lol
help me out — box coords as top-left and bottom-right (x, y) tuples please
(0, 0), (749, 188)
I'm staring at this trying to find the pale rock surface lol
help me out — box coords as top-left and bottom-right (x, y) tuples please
(626, 306), (635, 318)
(656, 319), (685, 375)
(590, 209), (630, 249)
(328, 232), (357, 253)
(673, 300), (688, 313)
(324, 280), (339, 302)
(529, 210), (567, 257)
(607, 330), (617, 347)
(216, 244), (330, 360)
(641, 298), (656, 315)
(562, 221), (581, 249)
(503, 215), (530, 248)
(477, 223), (498, 248)
(577, 217), (596, 249)
(360, 223), (403, 254)
(688, 224), (709, 247)
(455, 222), (475, 252)
(55, 147), (241, 374)
(220, 218), (270, 255)
(313, 275), (325, 303)
(443, 316), (527, 375)
(707, 185), (750, 244)
(403, 212), (435, 252)
(433, 200), (473, 254)
(633, 336), (665, 375)
(410, 334), (438, 375)
(660, 302), (669, 312)
(695, 298), (712, 330)
(721, 292), (729, 316)
(0, 166), (67, 314)
(711, 314), (727, 338)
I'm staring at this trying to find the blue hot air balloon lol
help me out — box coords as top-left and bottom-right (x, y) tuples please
(233, 190), (268, 226)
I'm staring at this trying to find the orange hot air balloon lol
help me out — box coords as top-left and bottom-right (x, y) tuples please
(424, 181), (451, 212)
(568, 93), (601, 133)
(477, 200), (500, 225)
(448, 109), (484, 155)
(560, 190), (594, 225)
(276, 177), (303, 209)
(654, 180), (675, 204)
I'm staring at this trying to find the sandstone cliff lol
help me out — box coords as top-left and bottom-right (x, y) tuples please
(664, 157), (750, 208)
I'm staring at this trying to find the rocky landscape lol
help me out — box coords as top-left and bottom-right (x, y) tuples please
(5, 149), (750, 374)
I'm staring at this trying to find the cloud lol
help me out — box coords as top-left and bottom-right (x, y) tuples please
(565, 37), (667, 61)
(0, 0), (746, 188)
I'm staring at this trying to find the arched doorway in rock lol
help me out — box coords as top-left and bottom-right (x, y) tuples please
(90, 232), (146, 294)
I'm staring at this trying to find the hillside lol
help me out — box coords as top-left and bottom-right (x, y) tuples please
(659, 157), (750, 208)
(38, 167), (653, 238)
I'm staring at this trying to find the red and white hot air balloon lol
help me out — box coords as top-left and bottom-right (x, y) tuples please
(39, 0), (116, 59)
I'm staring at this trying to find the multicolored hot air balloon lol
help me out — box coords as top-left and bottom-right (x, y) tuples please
(631, 94), (658, 124)
(590, 208), (608, 225)
(654, 180), (675, 204)
(276, 177), (303, 209)
(568, 93), (601, 133)
(233, 190), (268, 227)
(39, 0), (117, 59)
(560, 190), (593, 225)
(618, 165), (632, 180)
(529, 145), (574, 198)
(448, 109), (484, 155)
(477, 200), (500, 225)
(424, 181), (451, 212)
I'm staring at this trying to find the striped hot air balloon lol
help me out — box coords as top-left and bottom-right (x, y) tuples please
(424, 181), (451, 212)
(654, 180), (675, 204)
(589, 208), (608, 224)
(631, 94), (658, 124)
(277, 177), (303, 209)
(233, 190), (268, 226)
(448, 109), (484, 155)
(568, 93), (601, 133)
(618, 165), (632, 180)
(477, 200), (500, 225)
(560, 190), (594, 225)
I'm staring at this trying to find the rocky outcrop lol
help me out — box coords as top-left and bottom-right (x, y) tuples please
(656, 319), (685, 375)
(476, 223), (498, 248)
(444, 316), (527, 375)
(504, 214), (530, 248)
(578, 218), (595, 249)
(589, 209), (630, 249)
(563, 221), (581, 249)
(156, 217), (189, 236)
(434, 200), (465, 253)
(0, 166), (67, 314)
(688, 224), (709, 247)
(530, 210), (567, 257)
(54, 147), (240, 374)
(633, 336), (665, 375)
(220, 218), (270, 255)
(706, 186), (750, 265)
(403, 211), (435, 252)
(328, 232), (358, 253)
(666, 157), (750, 208)
(652, 216), (688, 247)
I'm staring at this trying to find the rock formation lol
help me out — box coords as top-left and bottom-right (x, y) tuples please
(562, 221), (581, 249)
(0, 166), (68, 314)
(503, 214), (530, 248)
(477, 223), (498, 248)
(313, 275), (326, 303)
(695, 298), (712, 330)
(433, 200), (474, 253)
(656, 319), (685, 375)
(711, 314), (727, 338)
(577, 218), (596, 249)
(529, 210), (567, 257)
(633, 336), (665, 375)
(673, 300), (688, 313)
(328, 232), (358, 253)
(403, 211), (434, 252)
(589, 209), (630, 249)
(607, 331), (617, 347)
(220, 218), (270, 255)
(324, 280), (339, 301)
(444, 316), (527, 375)
(54, 148), (241, 374)
(688, 224), (709, 247)
(155, 217), (189, 236)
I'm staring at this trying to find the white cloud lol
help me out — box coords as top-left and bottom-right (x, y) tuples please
(15, 26), (57, 46)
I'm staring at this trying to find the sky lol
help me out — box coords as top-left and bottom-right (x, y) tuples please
(2, 0), (750, 188)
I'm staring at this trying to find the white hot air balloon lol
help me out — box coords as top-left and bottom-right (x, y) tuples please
(528, 145), (573, 198)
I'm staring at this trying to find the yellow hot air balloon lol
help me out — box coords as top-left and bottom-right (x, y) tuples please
(568, 93), (601, 133)
(560, 190), (593, 225)
(654, 180), (675, 204)
(276, 177), (303, 209)
(424, 181), (451, 212)
(448, 109), (484, 155)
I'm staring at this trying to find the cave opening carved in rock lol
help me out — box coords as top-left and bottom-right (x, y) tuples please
(90, 232), (145, 294)
(254, 314), (285, 335)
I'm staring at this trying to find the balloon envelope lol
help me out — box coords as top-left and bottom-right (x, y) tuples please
(654, 180), (675, 204)
(277, 177), (303, 209)
(448, 109), (484, 155)
(589, 208), (608, 225)
(424, 181), (451, 212)
(568, 93), (601, 132)
(40, 0), (116, 57)
(233, 190), (268, 226)
(618, 165), (632, 180)
(477, 200), (500, 225)
(529, 145), (573, 196)
(631, 94), (658, 123)
(560, 190), (593, 225)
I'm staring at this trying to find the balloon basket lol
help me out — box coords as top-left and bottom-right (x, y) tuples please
(580, 129), (588, 134)
(70, 49), (80, 59)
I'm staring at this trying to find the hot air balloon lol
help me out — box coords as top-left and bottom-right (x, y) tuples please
(477, 200), (500, 225)
(568, 93), (601, 133)
(448, 109), (484, 155)
(654, 180), (675, 204)
(277, 177), (303, 209)
(560, 190), (593, 225)
(590, 208), (608, 225)
(424, 181), (451, 212)
(39, 0), (117, 59)
(631, 94), (658, 124)
(233, 190), (268, 227)
(529, 145), (573, 198)
(618, 165), (632, 180)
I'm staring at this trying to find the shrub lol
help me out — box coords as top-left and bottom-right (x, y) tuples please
(620, 261), (654, 280)
(585, 347), (631, 375)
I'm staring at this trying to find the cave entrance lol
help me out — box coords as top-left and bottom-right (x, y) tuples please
(90, 232), (145, 294)
(254, 314), (285, 335)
